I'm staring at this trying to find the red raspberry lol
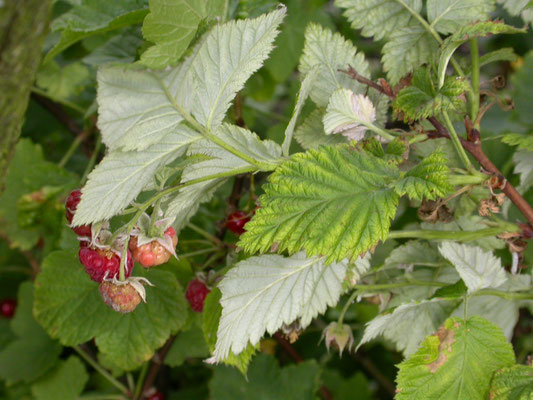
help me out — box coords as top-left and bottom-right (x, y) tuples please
(0, 298), (17, 319)
(129, 227), (178, 268)
(78, 246), (133, 283)
(227, 211), (250, 235)
(65, 190), (92, 237)
(185, 279), (210, 312)
(147, 392), (164, 400)
(99, 281), (141, 313)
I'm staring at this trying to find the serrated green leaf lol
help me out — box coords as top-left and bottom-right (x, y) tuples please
(382, 21), (437, 85)
(73, 129), (200, 225)
(139, 0), (223, 69)
(394, 68), (469, 121)
(392, 150), (453, 200)
(438, 21), (525, 88)
(191, 6), (286, 130)
(209, 354), (321, 400)
(490, 365), (533, 400)
(0, 283), (61, 385)
(412, 137), (462, 168)
(439, 242), (507, 294)
(83, 27), (144, 66)
(396, 316), (515, 400)
(239, 145), (400, 263)
(502, 133), (533, 151)
(427, 0), (495, 34)
(45, 0), (148, 62)
(298, 23), (370, 107)
(34, 249), (188, 370)
(294, 109), (348, 150)
(31, 356), (88, 400)
(213, 253), (347, 360)
(513, 150), (533, 191)
(385, 240), (442, 268)
(203, 288), (257, 374)
(165, 325), (210, 367)
(335, 0), (422, 41)
(35, 61), (90, 100)
(358, 299), (458, 356)
(476, 48), (519, 69)
(0, 139), (77, 250)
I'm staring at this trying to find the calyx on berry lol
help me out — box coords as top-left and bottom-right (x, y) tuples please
(321, 322), (354, 357)
(226, 210), (251, 235)
(129, 213), (178, 268)
(99, 276), (153, 313)
(79, 245), (134, 283)
(0, 298), (17, 319)
(185, 276), (211, 312)
(65, 189), (92, 237)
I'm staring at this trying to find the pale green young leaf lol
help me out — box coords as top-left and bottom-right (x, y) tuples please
(213, 253), (348, 360)
(0, 283), (61, 385)
(438, 242), (507, 294)
(382, 21), (437, 85)
(334, 0), (422, 41)
(139, 0), (223, 69)
(394, 69), (469, 121)
(427, 0), (495, 34)
(384, 241), (441, 268)
(502, 133), (533, 151)
(490, 365), (533, 400)
(45, 0), (148, 62)
(323, 88), (377, 141)
(298, 23), (370, 107)
(35, 61), (90, 100)
(294, 109), (348, 150)
(392, 150), (453, 200)
(73, 130), (200, 225)
(203, 288), (257, 374)
(239, 145), (400, 263)
(358, 299), (457, 357)
(282, 66), (320, 156)
(191, 6), (286, 130)
(34, 250), (188, 371)
(513, 150), (533, 191)
(396, 316), (515, 400)
(31, 357), (88, 400)
(438, 21), (525, 88)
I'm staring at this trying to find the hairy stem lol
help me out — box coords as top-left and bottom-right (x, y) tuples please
(441, 111), (474, 172)
(338, 290), (359, 325)
(469, 38), (480, 126)
(387, 227), (514, 241)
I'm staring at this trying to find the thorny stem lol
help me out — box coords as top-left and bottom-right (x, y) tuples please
(342, 67), (533, 227)
(469, 38), (481, 127)
(73, 346), (130, 396)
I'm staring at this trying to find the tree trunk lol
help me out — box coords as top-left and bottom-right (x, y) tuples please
(0, 0), (54, 193)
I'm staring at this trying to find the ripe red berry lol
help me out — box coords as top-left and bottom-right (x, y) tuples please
(147, 392), (164, 400)
(0, 298), (17, 319)
(99, 281), (142, 313)
(227, 211), (250, 235)
(185, 279), (210, 312)
(129, 227), (178, 268)
(65, 190), (92, 237)
(78, 246), (133, 283)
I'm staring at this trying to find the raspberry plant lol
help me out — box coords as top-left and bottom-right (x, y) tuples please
(1, 0), (533, 399)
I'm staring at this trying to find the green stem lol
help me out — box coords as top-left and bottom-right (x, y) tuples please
(469, 38), (480, 127)
(441, 111), (474, 172)
(408, 134), (428, 144)
(81, 134), (101, 184)
(31, 86), (86, 114)
(133, 362), (149, 400)
(187, 223), (222, 246)
(387, 227), (513, 241)
(338, 290), (359, 325)
(59, 130), (90, 168)
(353, 280), (447, 291)
(472, 289), (533, 301)
(73, 346), (129, 396)
(448, 172), (488, 186)
(179, 247), (219, 258)
(361, 121), (396, 141)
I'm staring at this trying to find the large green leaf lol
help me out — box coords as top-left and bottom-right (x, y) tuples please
(45, 0), (148, 62)
(34, 250), (188, 370)
(191, 6), (286, 130)
(165, 324), (210, 367)
(31, 357), (88, 400)
(513, 150), (533, 192)
(0, 283), (61, 385)
(294, 109), (348, 150)
(396, 316), (515, 400)
(335, 0), (422, 41)
(209, 354), (321, 400)
(213, 252), (348, 361)
(490, 365), (533, 399)
(139, 0), (224, 69)
(427, 0), (495, 34)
